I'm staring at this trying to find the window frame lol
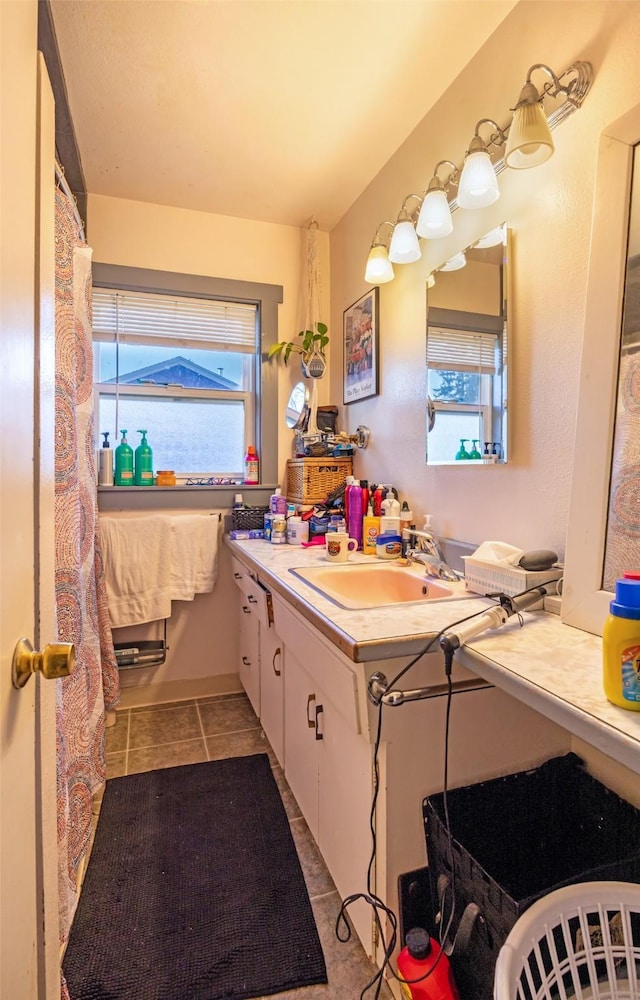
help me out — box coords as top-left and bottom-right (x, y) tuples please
(92, 263), (283, 487)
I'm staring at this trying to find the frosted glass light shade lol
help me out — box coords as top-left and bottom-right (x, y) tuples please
(441, 252), (466, 272)
(416, 189), (453, 239)
(388, 220), (421, 263)
(458, 150), (500, 209)
(364, 245), (394, 284)
(504, 101), (554, 168)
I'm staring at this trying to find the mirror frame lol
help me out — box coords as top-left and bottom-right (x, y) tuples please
(426, 224), (510, 465)
(562, 107), (640, 635)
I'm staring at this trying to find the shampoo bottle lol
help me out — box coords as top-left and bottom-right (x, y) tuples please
(397, 927), (460, 1000)
(114, 430), (134, 486)
(134, 430), (154, 486)
(98, 431), (113, 486)
(603, 574), (640, 711)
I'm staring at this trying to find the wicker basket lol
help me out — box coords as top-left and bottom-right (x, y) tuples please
(286, 458), (353, 504)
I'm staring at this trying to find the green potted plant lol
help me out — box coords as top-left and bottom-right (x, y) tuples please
(268, 322), (329, 377)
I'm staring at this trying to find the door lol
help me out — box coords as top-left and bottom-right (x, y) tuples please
(1, 26), (60, 999)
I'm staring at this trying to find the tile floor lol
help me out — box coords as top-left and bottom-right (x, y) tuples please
(101, 692), (393, 1000)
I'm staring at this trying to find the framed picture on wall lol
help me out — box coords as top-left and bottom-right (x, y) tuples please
(343, 288), (379, 404)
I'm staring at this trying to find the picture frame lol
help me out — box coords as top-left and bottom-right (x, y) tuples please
(343, 288), (379, 404)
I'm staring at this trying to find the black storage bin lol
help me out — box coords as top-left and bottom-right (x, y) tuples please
(231, 505), (269, 530)
(423, 752), (640, 1000)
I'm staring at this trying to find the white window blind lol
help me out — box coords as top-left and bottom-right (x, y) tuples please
(427, 327), (499, 375)
(92, 289), (258, 354)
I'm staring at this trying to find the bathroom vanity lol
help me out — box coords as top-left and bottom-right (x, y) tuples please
(225, 537), (640, 968)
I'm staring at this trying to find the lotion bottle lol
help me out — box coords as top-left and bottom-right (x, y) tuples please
(380, 487), (401, 536)
(603, 575), (640, 711)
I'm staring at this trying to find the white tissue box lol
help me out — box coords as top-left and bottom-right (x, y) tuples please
(462, 557), (563, 598)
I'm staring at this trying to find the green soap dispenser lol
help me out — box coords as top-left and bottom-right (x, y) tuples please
(455, 439), (470, 461)
(134, 430), (154, 486)
(469, 439), (481, 460)
(114, 430), (134, 486)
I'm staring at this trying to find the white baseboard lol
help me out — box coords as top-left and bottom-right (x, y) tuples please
(117, 672), (242, 709)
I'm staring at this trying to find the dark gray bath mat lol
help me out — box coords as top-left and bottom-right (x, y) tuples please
(63, 753), (327, 999)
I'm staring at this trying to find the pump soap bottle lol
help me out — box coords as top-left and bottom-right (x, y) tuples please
(603, 574), (640, 711)
(114, 430), (134, 486)
(134, 430), (154, 486)
(98, 432), (113, 486)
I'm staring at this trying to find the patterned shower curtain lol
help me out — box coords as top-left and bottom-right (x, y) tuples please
(54, 187), (120, 996)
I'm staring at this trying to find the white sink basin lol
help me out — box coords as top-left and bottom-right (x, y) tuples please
(289, 561), (471, 609)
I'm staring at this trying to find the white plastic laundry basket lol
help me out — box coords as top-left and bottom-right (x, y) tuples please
(493, 881), (640, 1000)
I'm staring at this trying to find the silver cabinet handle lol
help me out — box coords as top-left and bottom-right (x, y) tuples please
(242, 655), (251, 666)
(242, 605), (251, 614)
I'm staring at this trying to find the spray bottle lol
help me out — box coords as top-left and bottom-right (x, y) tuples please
(114, 430), (134, 486)
(134, 430), (154, 486)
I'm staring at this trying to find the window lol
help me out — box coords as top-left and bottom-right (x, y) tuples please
(91, 265), (283, 485)
(427, 325), (500, 462)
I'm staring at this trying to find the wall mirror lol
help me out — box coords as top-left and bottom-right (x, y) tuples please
(425, 223), (509, 465)
(563, 108), (640, 636)
(285, 380), (309, 429)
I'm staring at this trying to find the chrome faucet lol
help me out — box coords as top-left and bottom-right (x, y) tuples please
(401, 528), (460, 582)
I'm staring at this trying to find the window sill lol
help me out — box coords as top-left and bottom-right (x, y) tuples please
(97, 484), (276, 512)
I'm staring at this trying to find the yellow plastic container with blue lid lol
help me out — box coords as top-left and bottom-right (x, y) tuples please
(603, 573), (640, 711)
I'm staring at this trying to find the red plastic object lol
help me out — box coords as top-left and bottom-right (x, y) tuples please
(397, 928), (460, 1000)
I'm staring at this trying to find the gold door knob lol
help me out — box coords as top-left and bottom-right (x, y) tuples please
(12, 638), (75, 689)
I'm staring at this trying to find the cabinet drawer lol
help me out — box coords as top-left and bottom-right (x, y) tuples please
(273, 595), (361, 733)
(231, 556), (273, 628)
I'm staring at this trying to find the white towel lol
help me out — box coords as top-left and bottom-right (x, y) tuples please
(99, 514), (173, 627)
(168, 514), (220, 601)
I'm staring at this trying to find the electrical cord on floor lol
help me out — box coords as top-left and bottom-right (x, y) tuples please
(335, 606), (493, 998)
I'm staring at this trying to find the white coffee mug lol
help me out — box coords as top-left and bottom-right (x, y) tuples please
(326, 531), (358, 563)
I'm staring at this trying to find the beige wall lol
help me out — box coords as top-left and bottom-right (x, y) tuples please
(330, 1), (640, 558)
(88, 193), (332, 485)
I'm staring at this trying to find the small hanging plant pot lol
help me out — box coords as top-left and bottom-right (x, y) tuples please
(268, 322), (329, 374)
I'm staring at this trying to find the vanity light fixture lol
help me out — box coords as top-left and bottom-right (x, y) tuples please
(388, 194), (423, 264)
(416, 160), (458, 239)
(504, 64), (560, 169)
(457, 119), (506, 209)
(364, 221), (395, 284)
(364, 60), (593, 283)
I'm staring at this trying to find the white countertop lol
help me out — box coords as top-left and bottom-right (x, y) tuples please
(225, 537), (640, 775)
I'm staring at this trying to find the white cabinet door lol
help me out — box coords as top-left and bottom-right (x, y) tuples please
(283, 646), (320, 838)
(238, 597), (260, 715)
(260, 622), (284, 766)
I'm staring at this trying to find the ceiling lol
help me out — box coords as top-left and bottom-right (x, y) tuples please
(49, 0), (517, 231)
